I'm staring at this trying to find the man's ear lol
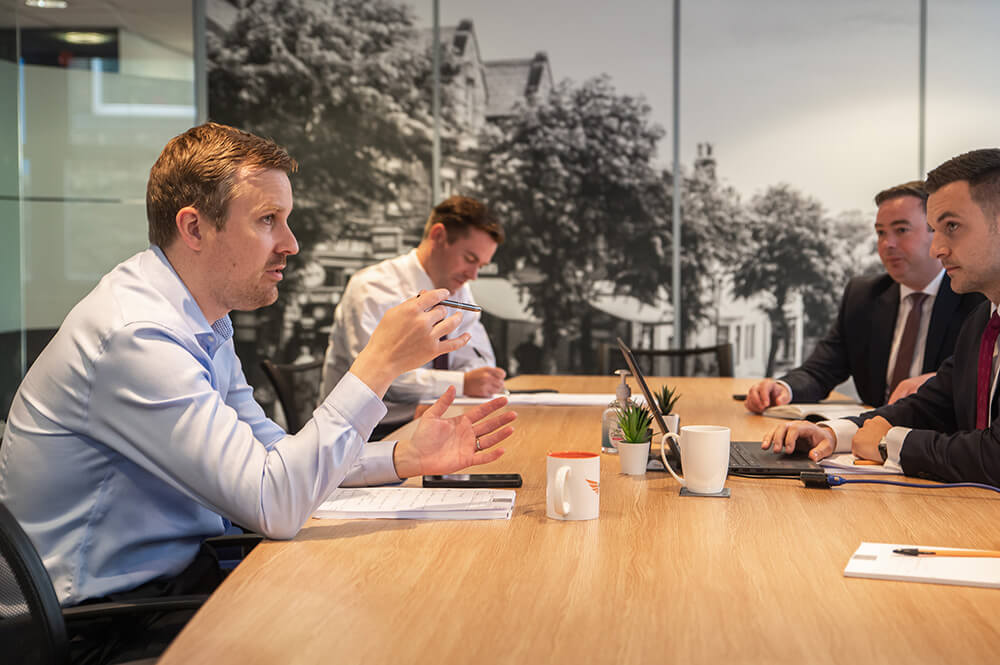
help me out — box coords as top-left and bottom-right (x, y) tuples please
(174, 206), (206, 252)
(428, 222), (449, 246)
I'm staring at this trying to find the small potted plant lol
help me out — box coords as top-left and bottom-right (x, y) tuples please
(653, 383), (681, 433)
(615, 402), (653, 475)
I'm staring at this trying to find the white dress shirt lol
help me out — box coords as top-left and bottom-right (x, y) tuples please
(320, 248), (495, 403)
(781, 270), (944, 403)
(0, 247), (399, 605)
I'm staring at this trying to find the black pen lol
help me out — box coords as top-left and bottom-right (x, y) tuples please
(473, 347), (487, 361)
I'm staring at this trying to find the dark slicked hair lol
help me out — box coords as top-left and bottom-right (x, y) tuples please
(146, 122), (298, 248)
(422, 196), (505, 244)
(874, 180), (928, 211)
(925, 148), (1000, 221)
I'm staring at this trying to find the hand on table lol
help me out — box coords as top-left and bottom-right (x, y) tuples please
(853, 416), (892, 462)
(392, 386), (517, 478)
(463, 367), (507, 397)
(761, 420), (836, 462)
(744, 379), (791, 414)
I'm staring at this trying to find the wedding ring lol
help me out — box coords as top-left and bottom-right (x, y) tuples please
(475, 437), (482, 451)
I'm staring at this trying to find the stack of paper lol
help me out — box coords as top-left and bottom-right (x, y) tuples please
(423, 393), (616, 406)
(844, 542), (1000, 589)
(820, 453), (903, 475)
(314, 487), (516, 520)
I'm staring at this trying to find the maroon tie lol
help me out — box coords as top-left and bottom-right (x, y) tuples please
(889, 292), (928, 394)
(432, 336), (449, 370)
(976, 312), (1000, 429)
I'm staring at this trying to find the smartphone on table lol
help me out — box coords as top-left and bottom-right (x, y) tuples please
(422, 473), (523, 488)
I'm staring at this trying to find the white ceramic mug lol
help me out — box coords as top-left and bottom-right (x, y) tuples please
(617, 441), (650, 476)
(659, 425), (730, 494)
(546, 451), (600, 520)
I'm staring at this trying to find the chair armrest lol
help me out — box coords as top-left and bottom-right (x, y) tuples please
(63, 595), (208, 622)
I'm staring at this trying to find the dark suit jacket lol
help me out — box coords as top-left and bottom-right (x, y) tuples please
(779, 273), (984, 408)
(853, 301), (1000, 485)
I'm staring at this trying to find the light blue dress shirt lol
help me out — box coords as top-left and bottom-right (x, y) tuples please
(0, 246), (399, 606)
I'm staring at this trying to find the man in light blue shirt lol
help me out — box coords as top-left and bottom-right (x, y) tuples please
(0, 123), (516, 608)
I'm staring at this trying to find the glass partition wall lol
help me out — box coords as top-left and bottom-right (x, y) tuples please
(1, 0), (197, 418)
(3, 1), (999, 421)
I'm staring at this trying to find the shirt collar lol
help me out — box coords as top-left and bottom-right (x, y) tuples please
(899, 268), (944, 301)
(147, 245), (234, 355)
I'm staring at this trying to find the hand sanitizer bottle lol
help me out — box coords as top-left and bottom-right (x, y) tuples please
(601, 369), (632, 454)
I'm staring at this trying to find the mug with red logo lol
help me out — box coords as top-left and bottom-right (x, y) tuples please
(546, 451), (600, 520)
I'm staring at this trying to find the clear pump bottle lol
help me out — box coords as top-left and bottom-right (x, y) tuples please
(601, 369), (632, 454)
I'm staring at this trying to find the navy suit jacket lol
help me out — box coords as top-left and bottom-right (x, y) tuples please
(854, 301), (1000, 485)
(779, 273), (984, 408)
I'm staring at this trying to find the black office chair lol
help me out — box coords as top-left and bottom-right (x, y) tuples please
(0, 501), (208, 665)
(259, 358), (325, 434)
(600, 342), (734, 377)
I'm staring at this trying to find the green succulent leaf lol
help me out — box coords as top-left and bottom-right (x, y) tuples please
(653, 383), (681, 415)
(615, 402), (653, 443)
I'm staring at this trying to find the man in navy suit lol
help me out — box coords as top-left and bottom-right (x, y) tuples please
(745, 181), (983, 413)
(763, 149), (1000, 485)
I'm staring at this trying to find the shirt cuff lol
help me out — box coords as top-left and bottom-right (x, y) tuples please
(340, 440), (402, 487)
(883, 426), (909, 467)
(430, 369), (465, 396)
(819, 419), (858, 453)
(319, 371), (387, 441)
(776, 379), (793, 401)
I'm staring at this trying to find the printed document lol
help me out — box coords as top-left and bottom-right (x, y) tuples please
(314, 487), (516, 520)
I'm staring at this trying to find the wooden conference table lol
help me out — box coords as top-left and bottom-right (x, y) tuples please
(160, 376), (999, 665)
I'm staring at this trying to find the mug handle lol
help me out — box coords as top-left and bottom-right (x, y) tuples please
(660, 432), (686, 487)
(555, 465), (572, 516)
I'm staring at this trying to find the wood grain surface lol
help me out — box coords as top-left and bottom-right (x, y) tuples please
(160, 376), (1000, 664)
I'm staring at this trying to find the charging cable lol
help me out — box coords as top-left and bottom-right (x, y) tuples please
(799, 470), (1000, 494)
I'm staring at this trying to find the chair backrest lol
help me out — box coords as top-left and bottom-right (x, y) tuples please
(259, 359), (325, 434)
(599, 342), (734, 377)
(0, 501), (68, 665)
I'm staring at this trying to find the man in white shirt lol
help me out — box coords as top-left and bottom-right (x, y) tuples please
(320, 196), (507, 430)
(0, 123), (516, 610)
(761, 149), (1000, 485)
(745, 181), (982, 413)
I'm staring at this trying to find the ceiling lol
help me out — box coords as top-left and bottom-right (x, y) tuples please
(0, 0), (194, 54)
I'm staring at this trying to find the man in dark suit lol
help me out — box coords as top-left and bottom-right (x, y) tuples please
(762, 149), (1000, 485)
(745, 181), (984, 413)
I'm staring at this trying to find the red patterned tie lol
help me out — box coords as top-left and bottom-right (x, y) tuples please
(889, 292), (928, 394)
(976, 312), (1000, 429)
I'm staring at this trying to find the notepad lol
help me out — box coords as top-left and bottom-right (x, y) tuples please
(314, 487), (516, 520)
(819, 453), (903, 475)
(762, 403), (869, 422)
(422, 393), (616, 406)
(844, 542), (1000, 589)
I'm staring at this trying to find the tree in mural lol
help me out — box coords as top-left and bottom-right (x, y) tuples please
(732, 184), (842, 376)
(207, 0), (458, 366)
(670, 162), (748, 342)
(208, 0), (452, 246)
(477, 75), (668, 371)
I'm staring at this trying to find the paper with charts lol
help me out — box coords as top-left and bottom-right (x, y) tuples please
(314, 487), (516, 520)
(844, 542), (1000, 589)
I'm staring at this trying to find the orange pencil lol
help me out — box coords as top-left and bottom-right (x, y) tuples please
(853, 459), (882, 466)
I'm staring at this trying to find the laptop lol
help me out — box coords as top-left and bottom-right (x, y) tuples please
(615, 337), (822, 476)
